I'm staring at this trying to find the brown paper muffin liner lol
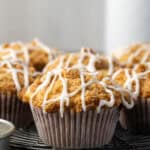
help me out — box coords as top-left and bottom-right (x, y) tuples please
(0, 92), (33, 128)
(31, 107), (119, 149)
(120, 98), (150, 133)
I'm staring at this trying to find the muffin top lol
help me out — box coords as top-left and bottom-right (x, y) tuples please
(0, 39), (59, 71)
(112, 63), (150, 99)
(43, 48), (120, 75)
(0, 60), (36, 101)
(24, 49), (133, 117)
(118, 43), (150, 67)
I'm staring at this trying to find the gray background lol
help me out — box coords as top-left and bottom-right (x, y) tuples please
(0, 0), (105, 51)
(0, 0), (150, 53)
(105, 0), (150, 54)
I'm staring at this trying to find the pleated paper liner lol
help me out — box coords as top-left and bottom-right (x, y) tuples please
(31, 107), (119, 149)
(120, 98), (150, 133)
(0, 92), (33, 128)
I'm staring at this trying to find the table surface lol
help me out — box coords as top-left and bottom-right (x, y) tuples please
(10, 124), (150, 150)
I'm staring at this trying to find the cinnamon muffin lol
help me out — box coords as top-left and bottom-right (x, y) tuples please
(0, 39), (59, 71)
(24, 50), (133, 148)
(112, 63), (150, 132)
(0, 60), (36, 128)
(117, 43), (150, 67)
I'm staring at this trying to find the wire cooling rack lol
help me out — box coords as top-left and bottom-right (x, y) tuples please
(10, 124), (150, 150)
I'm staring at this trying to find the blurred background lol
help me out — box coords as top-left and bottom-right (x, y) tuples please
(0, 0), (150, 53)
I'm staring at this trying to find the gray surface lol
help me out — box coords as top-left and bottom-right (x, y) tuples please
(10, 124), (150, 150)
(10, 123), (150, 150)
(10, 125), (114, 149)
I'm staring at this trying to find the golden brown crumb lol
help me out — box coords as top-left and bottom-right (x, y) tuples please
(118, 43), (150, 67)
(113, 63), (150, 99)
(24, 69), (131, 112)
(0, 39), (59, 71)
(44, 49), (121, 74)
(0, 61), (36, 103)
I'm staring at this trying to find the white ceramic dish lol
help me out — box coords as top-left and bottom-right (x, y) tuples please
(0, 119), (15, 150)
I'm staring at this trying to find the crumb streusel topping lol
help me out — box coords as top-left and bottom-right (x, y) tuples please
(112, 63), (150, 99)
(0, 39), (59, 71)
(0, 60), (35, 95)
(43, 48), (120, 75)
(24, 49), (133, 117)
(118, 43), (150, 66)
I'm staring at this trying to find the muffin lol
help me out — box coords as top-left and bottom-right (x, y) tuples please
(112, 63), (150, 132)
(0, 39), (59, 71)
(0, 60), (36, 128)
(117, 43), (150, 67)
(24, 50), (133, 149)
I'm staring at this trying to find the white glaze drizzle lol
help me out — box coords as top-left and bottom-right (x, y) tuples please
(97, 77), (115, 113)
(0, 60), (31, 91)
(80, 70), (86, 111)
(22, 47), (30, 64)
(126, 45), (150, 64)
(0, 39), (55, 65)
(107, 84), (134, 109)
(112, 63), (150, 99)
(127, 47), (143, 64)
(141, 51), (149, 63)
(107, 56), (114, 75)
(0, 39), (56, 91)
(29, 49), (131, 117)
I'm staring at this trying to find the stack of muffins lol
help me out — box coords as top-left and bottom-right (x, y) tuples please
(1, 40), (150, 149)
